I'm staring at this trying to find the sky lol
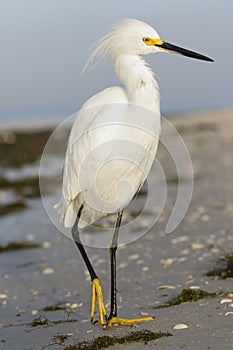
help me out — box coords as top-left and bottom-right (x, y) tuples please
(0, 0), (232, 126)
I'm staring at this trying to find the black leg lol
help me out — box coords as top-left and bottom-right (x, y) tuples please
(72, 205), (107, 324)
(71, 205), (98, 281)
(108, 209), (123, 319)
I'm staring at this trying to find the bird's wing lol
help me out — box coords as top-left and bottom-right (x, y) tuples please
(62, 86), (128, 201)
(58, 86), (160, 226)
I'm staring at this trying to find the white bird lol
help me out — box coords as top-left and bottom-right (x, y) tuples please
(56, 18), (213, 328)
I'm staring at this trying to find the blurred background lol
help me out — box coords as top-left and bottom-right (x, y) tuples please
(0, 0), (232, 127)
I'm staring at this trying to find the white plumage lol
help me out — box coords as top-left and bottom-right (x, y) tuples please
(55, 18), (213, 229)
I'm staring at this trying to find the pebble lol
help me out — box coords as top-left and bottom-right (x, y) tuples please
(201, 214), (210, 222)
(142, 266), (149, 272)
(31, 290), (39, 296)
(42, 241), (51, 249)
(0, 294), (7, 299)
(228, 303), (233, 307)
(119, 262), (127, 269)
(178, 257), (187, 262)
(31, 310), (38, 316)
(70, 303), (79, 309)
(181, 249), (190, 255)
(225, 312), (233, 316)
(220, 299), (232, 304)
(140, 311), (149, 316)
(129, 254), (140, 260)
(26, 234), (35, 241)
(160, 258), (174, 268)
(42, 268), (55, 275)
(86, 330), (93, 333)
(171, 236), (188, 244)
(191, 243), (204, 250)
(137, 259), (144, 265)
(173, 323), (189, 330)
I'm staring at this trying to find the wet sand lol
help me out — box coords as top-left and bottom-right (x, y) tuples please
(0, 109), (233, 349)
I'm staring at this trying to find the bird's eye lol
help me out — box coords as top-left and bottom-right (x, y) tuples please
(143, 37), (150, 43)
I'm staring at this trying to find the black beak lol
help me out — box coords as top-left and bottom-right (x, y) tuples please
(157, 41), (214, 62)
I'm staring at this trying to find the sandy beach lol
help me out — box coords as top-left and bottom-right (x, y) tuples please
(0, 109), (233, 349)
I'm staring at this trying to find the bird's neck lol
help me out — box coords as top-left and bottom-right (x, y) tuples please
(114, 54), (160, 115)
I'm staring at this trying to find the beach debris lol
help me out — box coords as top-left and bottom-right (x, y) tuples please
(181, 249), (190, 255)
(64, 330), (172, 349)
(220, 299), (232, 304)
(206, 252), (233, 279)
(42, 241), (51, 249)
(160, 258), (174, 268)
(129, 254), (140, 260)
(189, 286), (201, 290)
(0, 241), (41, 253)
(201, 214), (210, 222)
(42, 267), (55, 275)
(142, 266), (149, 272)
(154, 289), (221, 309)
(26, 234), (35, 241)
(0, 200), (27, 217)
(173, 323), (189, 330)
(31, 310), (38, 316)
(119, 262), (127, 269)
(158, 285), (176, 291)
(30, 316), (76, 327)
(0, 294), (7, 299)
(43, 303), (66, 311)
(140, 311), (149, 316)
(171, 236), (188, 244)
(191, 243), (205, 250)
(70, 303), (79, 310)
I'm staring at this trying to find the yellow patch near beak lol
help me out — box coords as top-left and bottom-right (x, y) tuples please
(142, 37), (163, 46)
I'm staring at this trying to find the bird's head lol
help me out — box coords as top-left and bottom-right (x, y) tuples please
(84, 18), (213, 71)
(104, 18), (163, 56)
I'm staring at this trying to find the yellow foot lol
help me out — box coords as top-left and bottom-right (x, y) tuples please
(107, 316), (155, 329)
(90, 278), (107, 325)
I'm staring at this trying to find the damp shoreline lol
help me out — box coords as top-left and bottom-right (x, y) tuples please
(0, 108), (233, 349)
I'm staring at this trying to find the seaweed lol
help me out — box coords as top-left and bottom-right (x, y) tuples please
(0, 201), (27, 216)
(29, 316), (76, 328)
(43, 303), (66, 312)
(0, 241), (42, 253)
(153, 288), (221, 309)
(206, 253), (233, 279)
(0, 130), (52, 167)
(63, 330), (171, 350)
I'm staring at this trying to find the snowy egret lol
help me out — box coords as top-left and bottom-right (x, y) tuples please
(56, 18), (213, 328)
